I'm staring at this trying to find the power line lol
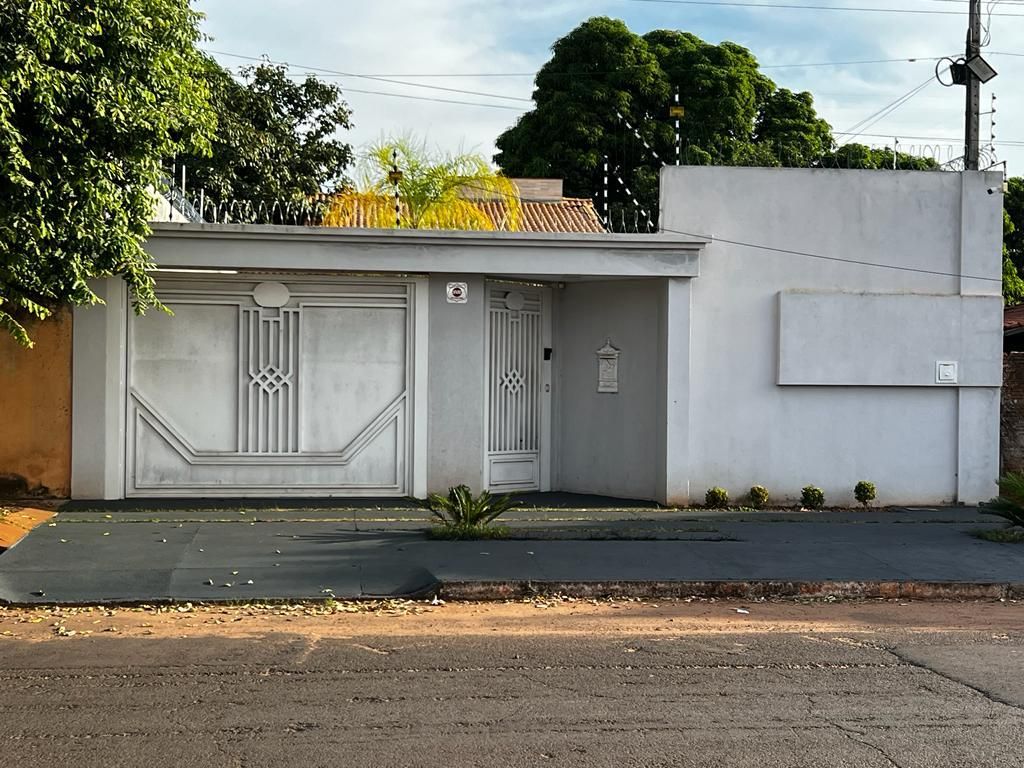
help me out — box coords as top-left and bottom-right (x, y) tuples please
(622, 0), (1024, 14)
(840, 74), (938, 142)
(212, 47), (1024, 81)
(340, 87), (524, 111)
(760, 55), (949, 68)
(204, 50), (532, 103)
(235, 55), (946, 77)
(658, 225), (1002, 281)
(833, 131), (1024, 145)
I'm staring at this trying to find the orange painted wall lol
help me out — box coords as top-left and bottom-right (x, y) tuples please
(0, 308), (72, 497)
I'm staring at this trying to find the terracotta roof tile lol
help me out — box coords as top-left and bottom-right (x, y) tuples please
(326, 196), (605, 234)
(1005, 304), (1024, 333)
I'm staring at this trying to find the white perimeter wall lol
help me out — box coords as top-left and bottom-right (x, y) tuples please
(427, 275), (487, 492)
(660, 167), (1004, 506)
(554, 280), (662, 499)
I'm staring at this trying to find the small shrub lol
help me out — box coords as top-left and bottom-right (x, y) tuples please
(748, 485), (769, 508)
(801, 485), (825, 509)
(854, 480), (876, 507)
(421, 484), (518, 536)
(704, 487), (729, 509)
(981, 472), (1024, 527)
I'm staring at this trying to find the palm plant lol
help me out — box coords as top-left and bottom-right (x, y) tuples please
(323, 136), (522, 231)
(422, 484), (518, 535)
(982, 472), (1024, 527)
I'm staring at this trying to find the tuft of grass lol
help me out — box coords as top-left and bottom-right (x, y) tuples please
(970, 527), (1024, 543)
(426, 525), (511, 541)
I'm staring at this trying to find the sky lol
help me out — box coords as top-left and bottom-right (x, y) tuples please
(195, 0), (1024, 180)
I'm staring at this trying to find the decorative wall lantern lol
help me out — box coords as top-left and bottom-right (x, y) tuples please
(596, 339), (620, 394)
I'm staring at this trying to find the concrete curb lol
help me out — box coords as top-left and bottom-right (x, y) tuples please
(440, 580), (1024, 601)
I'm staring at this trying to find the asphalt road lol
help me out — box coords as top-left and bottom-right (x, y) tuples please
(2, 615), (1024, 767)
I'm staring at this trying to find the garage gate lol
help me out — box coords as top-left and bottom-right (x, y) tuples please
(126, 276), (419, 497)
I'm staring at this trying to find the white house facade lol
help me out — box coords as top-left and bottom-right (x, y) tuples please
(70, 167), (1005, 505)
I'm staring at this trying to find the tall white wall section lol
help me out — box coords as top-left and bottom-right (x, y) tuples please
(660, 167), (1003, 505)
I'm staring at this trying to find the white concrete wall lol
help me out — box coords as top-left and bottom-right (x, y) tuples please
(71, 279), (127, 500)
(426, 275), (487, 493)
(554, 280), (662, 499)
(660, 167), (1004, 506)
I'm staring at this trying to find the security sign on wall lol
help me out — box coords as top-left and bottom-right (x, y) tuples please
(446, 282), (468, 304)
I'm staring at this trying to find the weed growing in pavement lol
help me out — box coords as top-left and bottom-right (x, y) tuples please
(970, 528), (1024, 543)
(427, 525), (511, 540)
(421, 484), (517, 539)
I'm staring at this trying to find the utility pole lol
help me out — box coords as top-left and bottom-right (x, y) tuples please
(964, 0), (982, 170)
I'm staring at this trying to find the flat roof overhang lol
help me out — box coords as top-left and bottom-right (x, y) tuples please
(146, 223), (705, 281)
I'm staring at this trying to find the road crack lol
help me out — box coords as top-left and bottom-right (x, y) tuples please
(890, 648), (1024, 714)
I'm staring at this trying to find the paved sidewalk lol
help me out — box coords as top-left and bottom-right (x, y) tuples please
(0, 507), (1021, 602)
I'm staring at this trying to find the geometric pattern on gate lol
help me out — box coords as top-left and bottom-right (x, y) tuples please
(241, 307), (299, 453)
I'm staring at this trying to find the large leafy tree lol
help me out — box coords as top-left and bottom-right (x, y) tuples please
(1003, 209), (1024, 305)
(0, 0), (214, 346)
(495, 17), (666, 211)
(1006, 177), (1024, 272)
(172, 61), (354, 205)
(1005, 180), (1024, 305)
(324, 136), (522, 231)
(494, 17), (834, 221)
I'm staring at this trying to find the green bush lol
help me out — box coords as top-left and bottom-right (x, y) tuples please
(801, 485), (825, 509)
(748, 485), (769, 508)
(854, 480), (876, 507)
(421, 484), (518, 536)
(705, 487), (729, 508)
(982, 472), (1024, 527)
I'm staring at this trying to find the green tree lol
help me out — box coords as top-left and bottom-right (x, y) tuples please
(1006, 177), (1024, 271)
(0, 0), (214, 346)
(756, 89), (833, 166)
(324, 136), (522, 231)
(1005, 209), (1024, 305)
(818, 142), (937, 171)
(172, 61), (353, 205)
(495, 17), (666, 216)
(494, 17), (835, 220)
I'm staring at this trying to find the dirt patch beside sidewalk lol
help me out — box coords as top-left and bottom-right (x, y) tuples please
(0, 506), (56, 550)
(1, 597), (1021, 643)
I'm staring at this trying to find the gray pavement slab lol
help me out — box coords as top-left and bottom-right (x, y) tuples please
(1, 512), (1022, 602)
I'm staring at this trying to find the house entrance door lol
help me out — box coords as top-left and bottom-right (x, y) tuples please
(484, 283), (551, 492)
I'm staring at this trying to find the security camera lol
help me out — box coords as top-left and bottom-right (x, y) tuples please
(989, 187), (998, 195)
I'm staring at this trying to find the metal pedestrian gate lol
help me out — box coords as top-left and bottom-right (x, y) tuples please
(484, 284), (551, 491)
